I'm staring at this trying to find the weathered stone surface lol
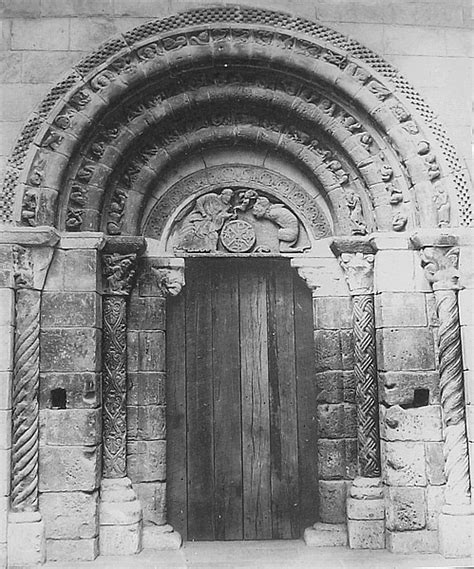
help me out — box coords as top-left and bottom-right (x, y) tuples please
(41, 292), (100, 328)
(39, 372), (100, 409)
(386, 529), (438, 554)
(380, 405), (442, 442)
(100, 523), (141, 556)
(40, 409), (101, 446)
(385, 487), (426, 531)
(128, 297), (166, 331)
(142, 524), (182, 550)
(426, 442), (446, 485)
(40, 328), (101, 372)
(128, 372), (165, 406)
(138, 331), (166, 372)
(439, 512), (474, 558)
(426, 485), (445, 530)
(378, 371), (440, 406)
(44, 249), (100, 292)
(377, 327), (436, 371)
(135, 482), (166, 526)
(8, 513), (46, 566)
(316, 371), (355, 403)
(46, 537), (98, 562)
(313, 297), (352, 329)
(347, 496), (384, 521)
(319, 480), (347, 524)
(40, 491), (99, 539)
(128, 440), (166, 483)
(318, 439), (345, 479)
(128, 405), (166, 441)
(304, 523), (347, 547)
(347, 520), (385, 549)
(381, 441), (426, 486)
(39, 445), (100, 492)
(317, 403), (356, 439)
(314, 330), (342, 371)
(375, 292), (427, 328)
(100, 499), (142, 526)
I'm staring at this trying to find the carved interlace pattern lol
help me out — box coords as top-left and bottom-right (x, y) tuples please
(11, 289), (41, 511)
(353, 294), (380, 477)
(102, 295), (128, 478)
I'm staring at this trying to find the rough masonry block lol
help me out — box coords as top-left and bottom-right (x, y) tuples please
(375, 292), (427, 328)
(39, 372), (101, 409)
(385, 487), (426, 531)
(378, 371), (439, 406)
(128, 372), (165, 406)
(40, 328), (101, 372)
(376, 328), (436, 371)
(380, 405), (442, 442)
(40, 491), (99, 539)
(41, 292), (100, 328)
(381, 440), (426, 486)
(319, 480), (347, 524)
(39, 408), (101, 446)
(39, 445), (100, 492)
(127, 440), (166, 483)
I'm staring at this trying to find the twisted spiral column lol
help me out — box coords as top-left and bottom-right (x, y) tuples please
(353, 293), (380, 477)
(434, 288), (470, 505)
(11, 289), (41, 511)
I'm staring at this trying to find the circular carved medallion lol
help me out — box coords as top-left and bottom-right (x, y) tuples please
(220, 220), (256, 253)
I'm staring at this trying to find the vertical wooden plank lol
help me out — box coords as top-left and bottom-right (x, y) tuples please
(267, 261), (300, 539)
(166, 285), (187, 539)
(240, 261), (272, 540)
(186, 261), (215, 540)
(294, 271), (319, 534)
(212, 261), (243, 540)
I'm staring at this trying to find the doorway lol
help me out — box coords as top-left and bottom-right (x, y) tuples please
(166, 258), (318, 541)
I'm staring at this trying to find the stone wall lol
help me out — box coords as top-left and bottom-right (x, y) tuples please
(0, 0), (471, 196)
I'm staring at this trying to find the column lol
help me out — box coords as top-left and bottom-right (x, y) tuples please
(411, 231), (473, 558)
(1, 228), (59, 567)
(330, 238), (385, 550)
(128, 256), (185, 550)
(99, 237), (145, 556)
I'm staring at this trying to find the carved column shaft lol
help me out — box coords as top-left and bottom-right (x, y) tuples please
(412, 237), (471, 507)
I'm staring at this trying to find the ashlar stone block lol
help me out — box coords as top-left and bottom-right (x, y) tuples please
(40, 408), (101, 446)
(426, 485), (445, 530)
(386, 529), (438, 554)
(319, 480), (347, 524)
(426, 442), (446, 485)
(375, 292), (427, 328)
(138, 331), (166, 372)
(128, 372), (165, 407)
(314, 330), (342, 371)
(439, 511), (474, 558)
(127, 440), (166, 483)
(46, 537), (98, 562)
(380, 405), (442, 442)
(40, 328), (101, 372)
(376, 328), (436, 372)
(316, 371), (355, 404)
(385, 487), (426, 531)
(381, 441), (426, 486)
(39, 445), (100, 492)
(39, 372), (100, 409)
(304, 523), (347, 547)
(128, 297), (166, 331)
(313, 297), (352, 329)
(347, 520), (385, 549)
(41, 292), (100, 328)
(40, 491), (99, 539)
(135, 482), (166, 526)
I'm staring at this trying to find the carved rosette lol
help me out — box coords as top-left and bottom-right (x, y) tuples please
(11, 246), (40, 512)
(331, 240), (380, 478)
(102, 252), (138, 478)
(418, 244), (470, 506)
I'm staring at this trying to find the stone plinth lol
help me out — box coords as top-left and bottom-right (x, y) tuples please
(304, 522), (348, 547)
(347, 477), (385, 549)
(7, 511), (46, 566)
(142, 524), (182, 550)
(438, 508), (474, 558)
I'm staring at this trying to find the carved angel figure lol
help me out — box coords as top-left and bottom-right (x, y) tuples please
(252, 196), (299, 250)
(175, 188), (234, 252)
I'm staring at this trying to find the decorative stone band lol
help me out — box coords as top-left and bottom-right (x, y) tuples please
(5, 228), (59, 514)
(411, 232), (471, 508)
(331, 238), (380, 479)
(101, 237), (146, 479)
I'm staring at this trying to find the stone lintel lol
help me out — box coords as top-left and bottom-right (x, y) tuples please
(330, 236), (375, 257)
(103, 236), (147, 256)
(0, 226), (59, 247)
(410, 230), (459, 250)
(59, 232), (106, 250)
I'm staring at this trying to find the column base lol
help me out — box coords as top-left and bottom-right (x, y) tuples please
(347, 477), (385, 549)
(8, 511), (46, 566)
(439, 507), (474, 558)
(303, 523), (348, 546)
(143, 524), (182, 550)
(99, 477), (142, 556)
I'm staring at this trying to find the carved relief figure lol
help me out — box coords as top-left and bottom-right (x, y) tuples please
(251, 196), (299, 251)
(345, 189), (368, 235)
(175, 188), (234, 252)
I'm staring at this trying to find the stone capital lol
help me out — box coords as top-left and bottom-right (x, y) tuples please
(417, 246), (461, 291)
(102, 253), (138, 296)
(149, 257), (185, 297)
(338, 251), (375, 295)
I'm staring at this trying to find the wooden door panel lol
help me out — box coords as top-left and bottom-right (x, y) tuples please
(167, 259), (317, 541)
(240, 263), (272, 540)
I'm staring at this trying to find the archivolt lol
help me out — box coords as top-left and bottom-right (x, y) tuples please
(1, 5), (471, 234)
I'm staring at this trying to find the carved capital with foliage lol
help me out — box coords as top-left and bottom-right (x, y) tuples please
(102, 253), (137, 295)
(338, 252), (375, 295)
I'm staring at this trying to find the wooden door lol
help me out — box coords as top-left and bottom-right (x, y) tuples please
(166, 258), (318, 541)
